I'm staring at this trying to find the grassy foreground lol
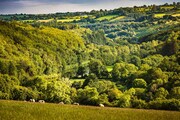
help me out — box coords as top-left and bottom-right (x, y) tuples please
(0, 100), (180, 120)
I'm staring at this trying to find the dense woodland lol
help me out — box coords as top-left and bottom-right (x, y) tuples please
(0, 2), (180, 111)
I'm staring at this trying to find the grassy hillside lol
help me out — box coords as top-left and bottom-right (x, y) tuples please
(0, 100), (180, 120)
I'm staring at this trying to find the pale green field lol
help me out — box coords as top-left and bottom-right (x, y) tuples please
(110, 16), (125, 21)
(154, 14), (166, 18)
(172, 14), (180, 17)
(0, 100), (180, 120)
(57, 18), (80, 22)
(57, 15), (89, 22)
(21, 15), (89, 23)
(38, 19), (54, 22)
(161, 6), (174, 10)
(97, 15), (118, 21)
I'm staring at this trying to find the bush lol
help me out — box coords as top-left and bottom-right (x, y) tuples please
(117, 94), (131, 108)
(133, 78), (147, 88)
(171, 87), (180, 99)
(45, 80), (72, 103)
(134, 88), (146, 99)
(98, 93), (111, 106)
(12, 86), (38, 100)
(131, 99), (147, 109)
(0, 91), (9, 99)
(0, 74), (19, 98)
(149, 99), (180, 111)
(77, 87), (99, 105)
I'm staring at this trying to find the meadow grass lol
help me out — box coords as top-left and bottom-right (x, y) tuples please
(97, 15), (118, 21)
(1, 100), (179, 120)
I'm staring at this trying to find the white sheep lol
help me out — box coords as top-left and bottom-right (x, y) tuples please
(38, 100), (45, 103)
(73, 103), (79, 105)
(59, 102), (64, 104)
(99, 104), (104, 107)
(29, 99), (35, 102)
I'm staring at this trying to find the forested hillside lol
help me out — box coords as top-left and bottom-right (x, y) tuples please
(0, 2), (180, 111)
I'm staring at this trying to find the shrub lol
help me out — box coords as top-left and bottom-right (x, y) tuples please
(131, 99), (147, 109)
(133, 78), (147, 88)
(134, 88), (146, 99)
(0, 91), (9, 99)
(149, 99), (180, 111)
(12, 86), (38, 100)
(118, 94), (131, 108)
(171, 87), (180, 99)
(77, 87), (99, 105)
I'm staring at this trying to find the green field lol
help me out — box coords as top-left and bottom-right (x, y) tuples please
(0, 100), (180, 120)
(172, 13), (180, 17)
(154, 14), (166, 18)
(161, 6), (174, 10)
(57, 18), (80, 22)
(110, 16), (125, 21)
(38, 19), (53, 22)
(106, 66), (113, 72)
(57, 15), (89, 22)
(97, 15), (118, 21)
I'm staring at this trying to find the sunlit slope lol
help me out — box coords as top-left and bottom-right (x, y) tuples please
(0, 100), (180, 120)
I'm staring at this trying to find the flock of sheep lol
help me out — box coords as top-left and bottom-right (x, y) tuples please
(29, 99), (105, 107)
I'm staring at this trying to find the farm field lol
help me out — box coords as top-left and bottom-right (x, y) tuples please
(154, 13), (166, 18)
(96, 15), (118, 21)
(57, 18), (81, 22)
(0, 100), (180, 120)
(110, 16), (125, 21)
(57, 16), (88, 22)
(172, 13), (180, 17)
(38, 19), (54, 22)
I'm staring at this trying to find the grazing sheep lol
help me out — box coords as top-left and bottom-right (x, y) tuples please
(59, 102), (64, 105)
(29, 99), (35, 102)
(73, 103), (79, 105)
(38, 100), (45, 103)
(99, 104), (104, 107)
